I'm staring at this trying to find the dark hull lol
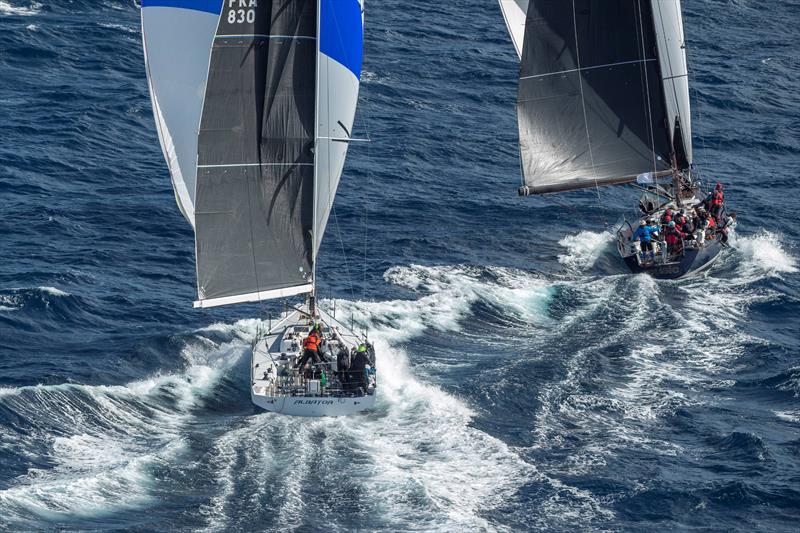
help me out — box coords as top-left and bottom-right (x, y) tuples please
(623, 240), (723, 279)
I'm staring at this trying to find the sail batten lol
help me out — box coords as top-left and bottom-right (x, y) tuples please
(515, 0), (688, 194)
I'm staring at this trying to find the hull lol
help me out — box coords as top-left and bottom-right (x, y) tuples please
(617, 184), (731, 280)
(623, 240), (722, 279)
(251, 391), (377, 417)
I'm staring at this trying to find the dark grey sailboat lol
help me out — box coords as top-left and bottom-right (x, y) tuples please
(498, 0), (731, 279)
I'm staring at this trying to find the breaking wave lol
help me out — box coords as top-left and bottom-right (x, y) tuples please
(0, 321), (255, 527)
(0, 1), (40, 16)
(731, 230), (798, 275)
(558, 230), (615, 270)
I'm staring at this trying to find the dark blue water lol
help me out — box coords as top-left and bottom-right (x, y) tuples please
(1, 0), (798, 531)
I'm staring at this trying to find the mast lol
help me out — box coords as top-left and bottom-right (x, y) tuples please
(312, 0), (322, 310)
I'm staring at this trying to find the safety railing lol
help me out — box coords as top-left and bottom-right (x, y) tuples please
(256, 364), (377, 399)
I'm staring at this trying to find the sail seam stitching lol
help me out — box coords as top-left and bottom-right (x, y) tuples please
(519, 58), (657, 81)
(197, 163), (314, 168)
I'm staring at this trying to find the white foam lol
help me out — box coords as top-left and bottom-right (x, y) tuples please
(37, 286), (70, 297)
(199, 335), (536, 532)
(732, 230), (798, 275)
(98, 22), (139, 35)
(0, 325), (251, 523)
(0, 1), (41, 16)
(558, 230), (613, 270)
(329, 264), (555, 345)
(0, 294), (19, 312)
(774, 410), (799, 423)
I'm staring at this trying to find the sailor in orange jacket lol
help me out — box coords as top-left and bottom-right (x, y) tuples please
(296, 328), (322, 370)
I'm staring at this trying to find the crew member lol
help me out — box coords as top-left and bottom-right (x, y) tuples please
(295, 327), (322, 373)
(632, 219), (659, 262)
(349, 344), (370, 395)
(664, 221), (685, 256)
(720, 211), (737, 244)
(710, 182), (725, 222)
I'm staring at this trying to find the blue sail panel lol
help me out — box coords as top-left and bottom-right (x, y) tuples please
(320, 0), (363, 79)
(141, 0), (222, 15)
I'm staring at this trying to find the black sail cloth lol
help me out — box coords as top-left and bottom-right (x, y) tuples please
(518, 0), (673, 194)
(195, 0), (317, 304)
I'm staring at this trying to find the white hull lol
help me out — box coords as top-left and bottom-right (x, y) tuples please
(250, 307), (377, 417)
(251, 391), (376, 417)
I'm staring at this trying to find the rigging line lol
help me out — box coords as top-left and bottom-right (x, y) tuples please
(636, 0), (659, 176)
(361, 22), (373, 302)
(361, 66), (370, 301)
(332, 206), (357, 302)
(570, 0), (605, 224)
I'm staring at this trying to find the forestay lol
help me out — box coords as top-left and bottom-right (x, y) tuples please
(516, 0), (692, 195)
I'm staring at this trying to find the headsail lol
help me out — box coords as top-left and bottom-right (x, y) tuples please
(498, 0), (529, 59)
(141, 1), (223, 226)
(314, 0), (364, 260)
(515, 0), (692, 195)
(651, 0), (692, 169)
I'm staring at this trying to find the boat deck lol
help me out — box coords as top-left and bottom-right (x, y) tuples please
(250, 309), (377, 416)
(616, 189), (726, 278)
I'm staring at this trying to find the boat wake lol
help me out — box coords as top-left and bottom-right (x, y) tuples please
(0, 322), (255, 527)
(0, 250), (794, 530)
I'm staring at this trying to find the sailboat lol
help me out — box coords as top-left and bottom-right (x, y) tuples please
(498, 0), (731, 279)
(141, 0), (377, 416)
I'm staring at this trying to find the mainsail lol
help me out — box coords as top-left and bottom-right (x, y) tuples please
(513, 0), (692, 195)
(142, 1), (363, 308)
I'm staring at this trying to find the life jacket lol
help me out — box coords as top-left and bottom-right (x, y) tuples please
(707, 217), (716, 228)
(712, 191), (724, 205)
(303, 333), (320, 351)
(665, 232), (681, 246)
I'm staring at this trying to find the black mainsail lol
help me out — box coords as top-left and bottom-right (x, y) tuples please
(195, 1), (317, 306)
(515, 0), (692, 195)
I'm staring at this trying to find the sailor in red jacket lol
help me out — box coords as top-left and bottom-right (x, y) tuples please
(664, 221), (685, 255)
(710, 182), (725, 222)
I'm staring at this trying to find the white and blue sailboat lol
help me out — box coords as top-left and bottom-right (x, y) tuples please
(141, 0), (376, 415)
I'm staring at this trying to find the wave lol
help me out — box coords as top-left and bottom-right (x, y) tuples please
(0, 1), (40, 16)
(0, 286), (71, 313)
(558, 230), (614, 270)
(0, 320), (255, 527)
(731, 229), (798, 276)
(333, 264), (556, 342)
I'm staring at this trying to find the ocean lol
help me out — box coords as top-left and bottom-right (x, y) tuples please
(0, 0), (798, 531)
